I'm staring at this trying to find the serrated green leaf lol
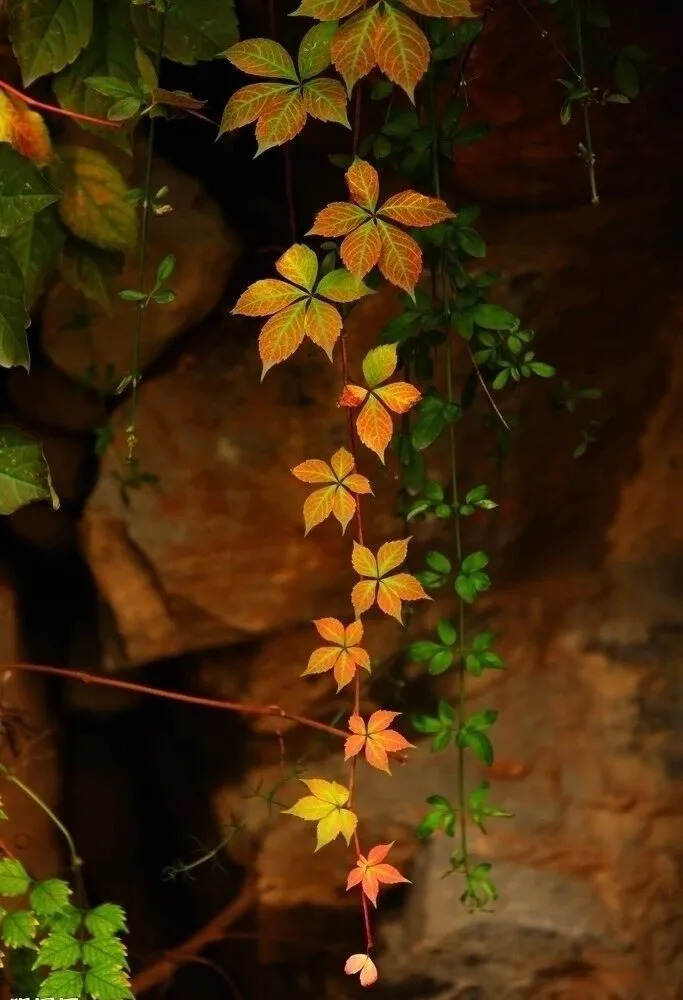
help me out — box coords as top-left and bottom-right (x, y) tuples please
(6, 206), (65, 309)
(54, 145), (137, 251)
(39, 968), (84, 999)
(85, 903), (127, 937)
(131, 0), (239, 65)
(0, 857), (31, 896)
(46, 903), (82, 935)
(30, 879), (71, 917)
(82, 933), (128, 970)
(0, 427), (59, 515)
(2, 909), (38, 948)
(84, 962), (133, 1000)
(0, 246), (30, 369)
(7, 0), (93, 85)
(0, 145), (59, 238)
(33, 930), (80, 970)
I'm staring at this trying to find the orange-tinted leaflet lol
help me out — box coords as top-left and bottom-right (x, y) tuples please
(350, 537), (429, 622)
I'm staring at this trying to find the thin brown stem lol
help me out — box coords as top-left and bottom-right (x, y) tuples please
(466, 344), (510, 431)
(0, 78), (121, 128)
(1, 664), (347, 740)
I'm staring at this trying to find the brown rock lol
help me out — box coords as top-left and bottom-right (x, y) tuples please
(42, 158), (241, 388)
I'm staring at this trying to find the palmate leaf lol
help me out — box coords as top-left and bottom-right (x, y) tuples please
(0, 427), (59, 515)
(283, 779), (357, 851)
(7, 0), (93, 86)
(54, 146), (136, 251)
(350, 537), (429, 621)
(0, 246), (30, 369)
(6, 206), (65, 309)
(0, 145), (59, 239)
(131, 0), (238, 65)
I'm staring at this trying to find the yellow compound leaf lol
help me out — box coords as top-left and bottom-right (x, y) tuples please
(340, 219), (382, 279)
(304, 298), (342, 360)
(292, 459), (335, 484)
(302, 78), (350, 127)
(220, 82), (291, 134)
(346, 157), (380, 210)
(374, 5), (430, 101)
(377, 219), (423, 296)
(402, 0), (479, 15)
(356, 392), (394, 461)
(232, 278), (305, 316)
(56, 146), (136, 252)
(308, 201), (368, 237)
(226, 38), (298, 81)
(283, 779), (356, 852)
(379, 190), (454, 227)
(255, 88), (306, 155)
(276, 243), (318, 290)
(298, 21), (338, 79)
(362, 343), (397, 388)
(375, 381), (422, 414)
(303, 485), (336, 534)
(377, 537), (410, 576)
(292, 0), (364, 18)
(258, 300), (307, 377)
(331, 6), (380, 93)
(0, 92), (51, 166)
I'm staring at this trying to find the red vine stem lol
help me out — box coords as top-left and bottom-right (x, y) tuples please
(0, 663), (346, 740)
(0, 78), (120, 129)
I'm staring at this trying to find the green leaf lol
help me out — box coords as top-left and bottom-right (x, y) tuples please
(84, 75), (140, 100)
(461, 729), (493, 765)
(85, 903), (127, 937)
(417, 795), (456, 838)
(614, 53), (640, 99)
(7, 0), (93, 85)
(411, 713), (440, 734)
(462, 550), (488, 574)
(0, 145), (59, 238)
(6, 206), (65, 309)
(473, 303), (517, 331)
(47, 903), (82, 935)
(33, 930), (80, 970)
(431, 728), (452, 752)
(429, 649), (453, 675)
(298, 20), (337, 79)
(438, 700), (455, 726)
(0, 856), (31, 896)
(412, 395), (445, 450)
(156, 253), (176, 283)
(52, 0), (138, 149)
(39, 968), (84, 999)
(467, 709), (497, 731)
(456, 226), (486, 258)
(84, 963), (133, 1000)
(455, 574), (477, 604)
(30, 879), (71, 917)
(409, 640), (442, 662)
(436, 618), (456, 646)
(426, 550), (451, 575)
(0, 246), (30, 369)
(82, 933), (128, 970)
(0, 427), (59, 514)
(2, 909), (38, 948)
(54, 145), (137, 251)
(60, 240), (120, 309)
(530, 361), (555, 378)
(492, 368), (510, 390)
(132, 0), (239, 65)
(472, 631), (494, 652)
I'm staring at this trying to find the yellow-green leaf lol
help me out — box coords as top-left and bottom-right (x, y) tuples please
(298, 21), (338, 79)
(55, 145), (136, 251)
(226, 38), (298, 81)
(302, 78), (350, 127)
(0, 427), (59, 515)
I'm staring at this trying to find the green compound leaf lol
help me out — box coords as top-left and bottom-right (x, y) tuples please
(84, 963), (133, 1000)
(33, 930), (81, 970)
(2, 909), (38, 948)
(54, 146), (137, 252)
(39, 968), (84, 999)
(85, 903), (127, 937)
(30, 879), (72, 917)
(7, 0), (93, 85)
(0, 427), (59, 515)
(6, 206), (65, 309)
(0, 857), (31, 896)
(82, 934), (128, 970)
(132, 0), (239, 65)
(0, 145), (59, 238)
(0, 246), (30, 369)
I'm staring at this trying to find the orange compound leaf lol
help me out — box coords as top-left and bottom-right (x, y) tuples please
(302, 616), (371, 691)
(331, 6), (381, 94)
(346, 157), (380, 211)
(283, 779), (357, 851)
(351, 537), (429, 622)
(226, 38), (299, 81)
(0, 91), (52, 166)
(219, 82), (291, 134)
(345, 711), (414, 773)
(255, 88), (307, 156)
(346, 842), (410, 906)
(340, 219), (382, 279)
(308, 201), (367, 238)
(345, 953), (378, 988)
(302, 78), (351, 127)
(402, 0), (480, 15)
(292, 447), (372, 534)
(345, 345), (421, 461)
(376, 220), (423, 297)
(293, 0), (365, 18)
(374, 5), (430, 101)
(379, 190), (454, 227)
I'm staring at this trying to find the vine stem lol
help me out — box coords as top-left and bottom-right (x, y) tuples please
(0, 663), (347, 740)
(127, 1), (168, 463)
(573, 0), (599, 205)
(0, 78), (121, 129)
(268, 0), (297, 241)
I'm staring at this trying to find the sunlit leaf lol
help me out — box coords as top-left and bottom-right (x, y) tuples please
(308, 201), (368, 238)
(362, 343), (397, 388)
(30, 878), (71, 917)
(345, 953), (378, 987)
(83, 963), (133, 1000)
(7, 0), (93, 85)
(220, 82), (290, 135)
(316, 267), (371, 302)
(283, 778), (357, 850)
(0, 858), (31, 895)
(40, 970), (84, 999)
(377, 219), (422, 295)
(255, 88), (306, 155)
(298, 20), (338, 79)
(226, 38), (298, 81)
(0, 91), (52, 165)
(340, 219), (382, 278)
(302, 78), (350, 127)
(1, 909), (38, 948)
(346, 157), (379, 210)
(304, 297), (342, 359)
(258, 300), (307, 377)
(402, 0), (478, 13)
(345, 713), (413, 774)
(351, 538), (428, 621)
(374, 5), (429, 101)
(232, 278), (305, 316)
(379, 191), (454, 227)
(276, 243), (318, 290)
(33, 931), (80, 971)
(331, 6), (380, 93)
(84, 903), (127, 937)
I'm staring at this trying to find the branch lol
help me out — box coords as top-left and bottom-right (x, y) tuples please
(131, 882), (254, 995)
(0, 79), (121, 129)
(1, 664), (347, 741)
